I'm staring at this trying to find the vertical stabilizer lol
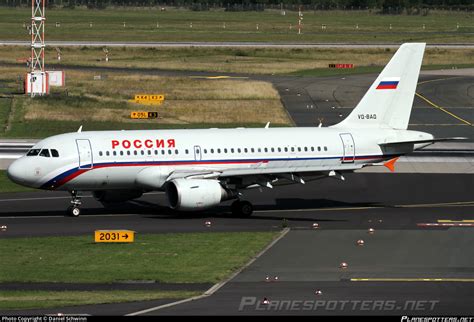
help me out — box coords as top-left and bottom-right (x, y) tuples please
(333, 43), (426, 130)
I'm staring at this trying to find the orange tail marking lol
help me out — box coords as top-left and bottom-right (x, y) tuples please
(384, 157), (399, 172)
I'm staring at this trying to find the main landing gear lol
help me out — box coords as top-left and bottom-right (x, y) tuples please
(67, 190), (82, 217)
(231, 200), (254, 217)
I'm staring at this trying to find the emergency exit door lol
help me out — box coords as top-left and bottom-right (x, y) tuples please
(194, 145), (202, 161)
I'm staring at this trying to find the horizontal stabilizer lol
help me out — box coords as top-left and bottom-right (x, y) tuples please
(378, 137), (467, 146)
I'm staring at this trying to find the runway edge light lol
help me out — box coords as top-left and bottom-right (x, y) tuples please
(94, 230), (135, 243)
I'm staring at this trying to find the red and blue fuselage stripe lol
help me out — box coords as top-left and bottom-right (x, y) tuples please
(40, 154), (399, 190)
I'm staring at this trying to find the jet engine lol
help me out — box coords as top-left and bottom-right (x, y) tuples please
(93, 190), (143, 203)
(165, 179), (234, 211)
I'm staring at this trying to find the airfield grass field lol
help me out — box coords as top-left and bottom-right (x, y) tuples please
(1, 45), (473, 74)
(0, 65), (291, 138)
(0, 45), (472, 139)
(0, 7), (472, 43)
(0, 290), (201, 310)
(0, 170), (34, 192)
(0, 232), (279, 283)
(0, 231), (279, 309)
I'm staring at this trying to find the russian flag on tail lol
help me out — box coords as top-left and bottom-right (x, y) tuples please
(376, 77), (400, 90)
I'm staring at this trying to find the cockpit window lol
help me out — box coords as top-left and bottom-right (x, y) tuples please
(39, 149), (50, 157)
(51, 149), (59, 157)
(26, 149), (41, 156)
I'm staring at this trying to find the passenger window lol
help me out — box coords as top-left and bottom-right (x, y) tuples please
(304, 147), (308, 152)
(161, 150), (165, 155)
(148, 150), (152, 155)
(185, 149), (189, 154)
(318, 147), (321, 152)
(211, 149), (214, 154)
(231, 148), (234, 153)
(264, 148), (268, 153)
(244, 148), (248, 153)
(51, 149), (59, 157)
(26, 149), (41, 156)
(284, 147), (288, 152)
(39, 149), (50, 157)
(251, 148), (255, 153)
(224, 148), (228, 153)
(217, 148), (221, 153)
(297, 147), (301, 152)
(155, 150), (158, 155)
(120, 151), (124, 156)
(258, 148), (261, 153)
(99, 151), (103, 156)
(127, 151), (131, 156)
(291, 147), (295, 152)
(324, 146), (328, 151)
(106, 151), (110, 156)
(175, 150), (178, 155)
(168, 150), (172, 155)
(278, 147), (281, 152)
(204, 149), (207, 154)
(113, 151), (117, 156)
(311, 147), (314, 152)
(134, 150), (137, 155)
(238, 148), (241, 153)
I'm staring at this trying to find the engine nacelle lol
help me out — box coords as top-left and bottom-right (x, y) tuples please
(93, 190), (143, 203)
(165, 179), (233, 211)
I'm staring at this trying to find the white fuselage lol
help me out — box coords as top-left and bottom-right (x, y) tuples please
(7, 127), (422, 192)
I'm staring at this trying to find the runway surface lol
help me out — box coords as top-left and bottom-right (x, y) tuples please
(269, 72), (473, 139)
(1, 173), (473, 315)
(1, 173), (472, 236)
(0, 64), (472, 315)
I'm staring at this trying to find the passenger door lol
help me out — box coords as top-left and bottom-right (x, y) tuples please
(76, 139), (93, 169)
(339, 133), (355, 163)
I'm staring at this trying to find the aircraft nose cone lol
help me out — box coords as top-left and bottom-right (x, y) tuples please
(7, 159), (26, 184)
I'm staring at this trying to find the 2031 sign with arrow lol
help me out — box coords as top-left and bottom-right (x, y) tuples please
(94, 230), (135, 243)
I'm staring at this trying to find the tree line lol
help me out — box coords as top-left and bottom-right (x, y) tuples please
(0, 0), (472, 12)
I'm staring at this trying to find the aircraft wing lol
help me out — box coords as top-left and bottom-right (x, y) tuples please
(165, 167), (347, 189)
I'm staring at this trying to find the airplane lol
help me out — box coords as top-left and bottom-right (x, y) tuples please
(7, 43), (463, 217)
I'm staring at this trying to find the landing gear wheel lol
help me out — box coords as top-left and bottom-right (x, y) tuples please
(67, 190), (82, 217)
(231, 200), (254, 217)
(67, 206), (81, 217)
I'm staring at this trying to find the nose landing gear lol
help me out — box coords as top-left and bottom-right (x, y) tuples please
(67, 190), (82, 217)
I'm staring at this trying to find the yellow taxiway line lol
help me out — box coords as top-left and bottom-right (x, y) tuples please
(415, 92), (473, 126)
(189, 75), (249, 79)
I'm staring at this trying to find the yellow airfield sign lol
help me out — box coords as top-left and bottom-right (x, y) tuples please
(95, 230), (135, 243)
(130, 94), (165, 105)
(130, 111), (159, 119)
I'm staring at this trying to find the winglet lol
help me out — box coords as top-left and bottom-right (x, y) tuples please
(384, 157), (399, 172)
(77, 125), (83, 133)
